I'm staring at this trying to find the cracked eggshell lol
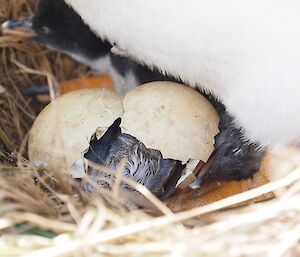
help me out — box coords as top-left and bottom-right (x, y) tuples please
(121, 82), (220, 163)
(28, 88), (123, 172)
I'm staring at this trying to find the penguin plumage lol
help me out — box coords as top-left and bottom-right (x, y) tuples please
(65, 0), (300, 147)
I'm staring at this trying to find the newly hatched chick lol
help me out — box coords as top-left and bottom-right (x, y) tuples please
(1, 0), (265, 187)
(82, 118), (184, 199)
(82, 104), (265, 196)
(194, 99), (264, 188)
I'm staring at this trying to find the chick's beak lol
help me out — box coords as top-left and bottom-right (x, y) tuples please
(1, 18), (37, 39)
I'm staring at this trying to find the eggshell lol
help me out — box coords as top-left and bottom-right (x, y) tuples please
(121, 82), (220, 163)
(28, 88), (123, 172)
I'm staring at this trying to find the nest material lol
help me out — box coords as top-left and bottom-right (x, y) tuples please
(0, 1), (300, 257)
(0, 0), (90, 163)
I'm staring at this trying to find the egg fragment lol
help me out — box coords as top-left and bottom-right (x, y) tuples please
(121, 82), (220, 163)
(28, 88), (123, 174)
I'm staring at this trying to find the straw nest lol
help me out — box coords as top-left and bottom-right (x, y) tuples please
(1, 1), (300, 256)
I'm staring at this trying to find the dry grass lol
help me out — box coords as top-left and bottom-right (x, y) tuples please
(0, 1), (300, 257)
(0, 0), (90, 163)
(0, 154), (299, 257)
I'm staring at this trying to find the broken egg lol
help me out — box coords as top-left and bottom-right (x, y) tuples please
(121, 82), (219, 163)
(28, 81), (220, 199)
(28, 88), (123, 174)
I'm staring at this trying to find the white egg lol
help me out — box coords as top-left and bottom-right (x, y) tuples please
(121, 82), (219, 164)
(28, 88), (123, 174)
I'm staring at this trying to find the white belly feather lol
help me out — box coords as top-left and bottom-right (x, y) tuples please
(65, 0), (300, 146)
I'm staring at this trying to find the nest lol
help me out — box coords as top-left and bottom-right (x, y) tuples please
(0, 1), (300, 256)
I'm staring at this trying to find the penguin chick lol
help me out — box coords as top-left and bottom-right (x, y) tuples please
(82, 116), (264, 197)
(192, 98), (265, 188)
(82, 118), (184, 199)
(1, 0), (168, 92)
